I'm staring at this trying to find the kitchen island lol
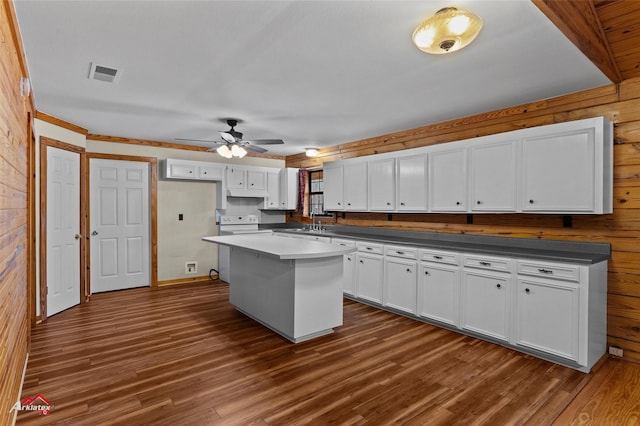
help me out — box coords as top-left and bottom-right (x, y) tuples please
(202, 234), (356, 342)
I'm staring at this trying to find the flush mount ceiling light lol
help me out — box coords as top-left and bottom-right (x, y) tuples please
(305, 148), (319, 157)
(412, 7), (483, 54)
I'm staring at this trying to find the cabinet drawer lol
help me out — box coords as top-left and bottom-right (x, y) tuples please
(356, 241), (384, 255)
(198, 165), (223, 180)
(419, 249), (460, 266)
(463, 255), (512, 272)
(385, 245), (418, 260)
(332, 238), (356, 247)
(517, 260), (580, 282)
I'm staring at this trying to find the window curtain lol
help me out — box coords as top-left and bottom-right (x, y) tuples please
(297, 168), (308, 214)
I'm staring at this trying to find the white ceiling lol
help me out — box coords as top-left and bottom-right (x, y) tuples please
(14, 0), (610, 157)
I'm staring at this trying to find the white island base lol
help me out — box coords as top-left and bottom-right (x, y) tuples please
(203, 234), (354, 343)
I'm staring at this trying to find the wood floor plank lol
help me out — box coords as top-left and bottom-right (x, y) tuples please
(16, 281), (640, 425)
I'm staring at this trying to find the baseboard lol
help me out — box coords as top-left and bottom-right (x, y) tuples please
(156, 275), (216, 287)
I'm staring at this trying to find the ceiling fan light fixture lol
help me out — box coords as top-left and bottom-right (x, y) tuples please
(216, 144), (233, 159)
(412, 7), (482, 54)
(305, 148), (319, 157)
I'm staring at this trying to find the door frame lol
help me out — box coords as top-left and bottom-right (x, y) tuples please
(86, 153), (158, 293)
(39, 137), (86, 321)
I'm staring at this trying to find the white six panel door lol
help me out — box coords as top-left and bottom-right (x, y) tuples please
(90, 159), (150, 293)
(47, 146), (81, 316)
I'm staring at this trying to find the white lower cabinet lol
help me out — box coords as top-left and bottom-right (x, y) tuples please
(320, 230), (606, 372)
(418, 253), (460, 327)
(515, 277), (579, 361)
(355, 242), (384, 304)
(332, 238), (357, 296)
(461, 255), (513, 343)
(383, 246), (418, 314)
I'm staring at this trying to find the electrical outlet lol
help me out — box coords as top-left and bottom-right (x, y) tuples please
(185, 261), (197, 274)
(609, 346), (623, 357)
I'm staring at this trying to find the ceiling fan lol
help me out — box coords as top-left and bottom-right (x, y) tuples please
(175, 119), (284, 157)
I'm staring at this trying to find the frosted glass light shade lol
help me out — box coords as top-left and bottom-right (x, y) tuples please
(216, 145), (233, 158)
(231, 144), (247, 158)
(412, 7), (482, 54)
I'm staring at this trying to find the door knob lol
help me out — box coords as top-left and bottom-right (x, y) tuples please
(91, 230), (99, 236)
(74, 234), (82, 240)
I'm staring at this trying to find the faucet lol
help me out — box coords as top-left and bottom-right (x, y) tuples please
(310, 211), (316, 231)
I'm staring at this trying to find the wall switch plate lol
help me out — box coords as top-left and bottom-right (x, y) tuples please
(185, 261), (197, 274)
(609, 346), (623, 357)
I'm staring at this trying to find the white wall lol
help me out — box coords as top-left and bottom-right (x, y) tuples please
(34, 118), (285, 315)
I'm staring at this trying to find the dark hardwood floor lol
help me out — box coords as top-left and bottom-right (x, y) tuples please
(16, 281), (638, 425)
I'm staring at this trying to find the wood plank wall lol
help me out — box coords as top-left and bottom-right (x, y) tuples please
(0, 0), (32, 423)
(286, 78), (640, 363)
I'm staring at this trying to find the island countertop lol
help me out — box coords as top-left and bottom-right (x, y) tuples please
(202, 234), (356, 260)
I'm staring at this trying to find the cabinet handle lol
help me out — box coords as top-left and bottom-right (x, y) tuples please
(400, 202), (405, 206)
(347, 257), (352, 261)
(529, 199), (534, 204)
(406, 268), (412, 273)
(424, 270), (430, 275)
(477, 200), (481, 205)
(538, 268), (553, 274)
(347, 202), (351, 206)
(456, 201), (461, 205)
(359, 260), (364, 264)
(203, 171), (207, 174)
(496, 283), (502, 289)
(250, 183), (254, 186)
(433, 255), (443, 260)
(189, 170), (193, 173)
(386, 202), (391, 205)
(480, 261), (491, 266)
(525, 288), (531, 293)
(338, 202), (341, 206)
(396, 251), (404, 255)
(366, 247), (373, 251)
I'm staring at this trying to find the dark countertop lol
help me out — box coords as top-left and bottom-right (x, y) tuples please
(261, 223), (611, 265)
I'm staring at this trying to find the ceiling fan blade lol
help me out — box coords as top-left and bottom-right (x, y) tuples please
(174, 138), (221, 143)
(243, 138), (284, 145)
(244, 144), (269, 153)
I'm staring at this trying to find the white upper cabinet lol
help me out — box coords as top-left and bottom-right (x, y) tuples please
(343, 161), (367, 210)
(470, 140), (517, 212)
(521, 118), (610, 213)
(247, 169), (266, 191)
(321, 116), (612, 215)
(227, 166), (245, 189)
(264, 170), (281, 209)
(429, 148), (467, 212)
(162, 159), (224, 181)
(368, 157), (395, 211)
(396, 154), (428, 211)
(324, 162), (344, 210)
(279, 168), (298, 210)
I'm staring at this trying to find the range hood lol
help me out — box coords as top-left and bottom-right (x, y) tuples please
(227, 188), (268, 198)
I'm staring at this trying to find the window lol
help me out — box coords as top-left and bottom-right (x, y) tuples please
(308, 170), (327, 215)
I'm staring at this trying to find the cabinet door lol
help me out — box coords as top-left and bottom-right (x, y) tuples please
(264, 171), (280, 209)
(429, 148), (467, 212)
(384, 258), (417, 314)
(279, 168), (298, 210)
(368, 158), (395, 211)
(516, 278), (580, 361)
(461, 271), (510, 342)
(397, 154), (428, 211)
(227, 167), (245, 189)
(521, 129), (595, 212)
(344, 162), (367, 210)
(323, 163), (344, 210)
(355, 252), (384, 304)
(198, 164), (224, 181)
(343, 253), (356, 296)
(247, 170), (266, 190)
(470, 141), (516, 211)
(418, 263), (459, 327)
(169, 162), (197, 179)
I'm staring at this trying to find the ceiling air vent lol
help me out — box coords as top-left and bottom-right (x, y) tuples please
(88, 62), (120, 83)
